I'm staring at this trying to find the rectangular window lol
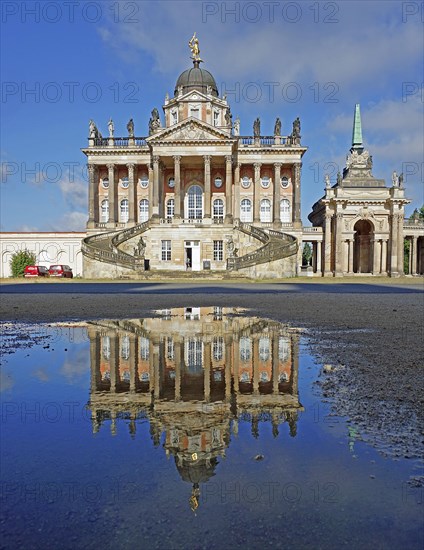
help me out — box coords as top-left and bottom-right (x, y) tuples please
(161, 240), (171, 261)
(213, 240), (223, 261)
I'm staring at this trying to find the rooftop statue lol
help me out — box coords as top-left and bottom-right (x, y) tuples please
(233, 117), (240, 136)
(127, 118), (134, 137)
(292, 117), (301, 138)
(149, 108), (161, 135)
(274, 117), (281, 136)
(225, 107), (232, 126)
(253, 117), (260, 137)
(108, 118), (114, 138)
(189, 32), (202, 63)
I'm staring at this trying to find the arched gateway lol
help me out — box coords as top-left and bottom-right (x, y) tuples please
(353, 219), (374, 273)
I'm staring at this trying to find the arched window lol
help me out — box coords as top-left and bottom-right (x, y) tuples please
(139, 175), (149, 188)
(279, 337), (290, 362)
(240, 198), (252, 223)
(240, 337), (252, 362)
(102, 177), (109, 189)
(213, 336), (224, 361)
(102, 336), (110, 360)
(120, 199), (129, 223)
(241, 176), (250, 189)
(100, 199), (109, 222)
(139, 199), (149, 222)
(166, 198), (174, 220)
(259, 337), (270, 362)
(187, 185), (203, 219)
(261, 176), (270, 189)
(260, 199), (271, 222)
(140, 337), (149, 361)
(280, 199), (291, 223)
(213, 198), (224, 222)
(121, 176), (129, 188)
(120, 335), (130, 360)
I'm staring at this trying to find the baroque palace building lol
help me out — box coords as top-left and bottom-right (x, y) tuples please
(81, 37), (306, 278)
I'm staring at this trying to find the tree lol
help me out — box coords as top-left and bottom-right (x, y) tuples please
(302, 243), (312, 266)
(10, 249), (36, 277)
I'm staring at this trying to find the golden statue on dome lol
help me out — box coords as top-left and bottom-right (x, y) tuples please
(189, 32), (203, 63)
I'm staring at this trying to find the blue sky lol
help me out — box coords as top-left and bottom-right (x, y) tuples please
(1, 0), (423, 231)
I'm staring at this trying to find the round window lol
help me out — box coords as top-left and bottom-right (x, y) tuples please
(121, 177), (129, 188)
(168, 177), (175, 188)
(261, 176), (270, 189)
(102, 178), (109, 189)
(214, 177), (223, 188)
(281, 176), (289, 188)
(241, 176), (250, 189)
(139, 175), (149, 188)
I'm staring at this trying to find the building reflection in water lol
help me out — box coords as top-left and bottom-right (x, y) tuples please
(87, 307), (303, 511)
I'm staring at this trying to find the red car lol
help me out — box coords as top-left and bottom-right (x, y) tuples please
(49, 265), (73, 278)
(24, 265), (50, 278)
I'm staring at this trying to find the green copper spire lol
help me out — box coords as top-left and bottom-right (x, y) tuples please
(352, 104), (363, 150)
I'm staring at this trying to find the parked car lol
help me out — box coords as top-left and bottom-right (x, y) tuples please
(24, 265), (50, 278)
(49, 265), (73, 278)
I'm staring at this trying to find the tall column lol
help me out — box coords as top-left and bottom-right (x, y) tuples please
(174, 155), (181, 218)
(381, 239), (388, 275)
(373, 239), (381, 275)
(109, 333), (119, 393)
(174, 340), (182, 401)
(204, 341), (211, 402)
(147, 164), (153, 220)
(324, 213), (333, 276)
(107, 163), (115, 225)
(127, 163), (136, 224)
(252, 338), (259, 394)
(348, 239), (354, 274)
(87, 164), (97, 228)
(293, 163), (302, 228)
(225, 336), (232, 400)
(89, 332), (100, 391)
(159, 162), (165, 218)
(291, 335), (299, 397)
(253, 163), (261, 222)
(129, 335), (137, 392)
(397, 213), (404, 275)
(225, 155), (233, 223)
(389, 213), (398, 276)
(152, 155), (160, 219)
(273, 163), (282, 227)
(334, 212), (344, 276)
(316, 240), (322, 274)
(234, 163), (241, 221)
(272, 333), (279, 394)
(153, 340), (160, 398)
(411, 236), (418, 275)
(204, 155), (211, 219)
(233, 337), (240, 394)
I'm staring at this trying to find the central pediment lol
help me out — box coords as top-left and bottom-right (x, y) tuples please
(146, 118), (233, 143)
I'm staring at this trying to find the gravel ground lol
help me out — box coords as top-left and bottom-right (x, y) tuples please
(1, 279), (423, 483)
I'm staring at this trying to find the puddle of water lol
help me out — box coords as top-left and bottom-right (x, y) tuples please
(0, 308), (422, 550)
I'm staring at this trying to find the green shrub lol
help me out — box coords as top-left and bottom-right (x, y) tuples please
(10, 249), (36, 277)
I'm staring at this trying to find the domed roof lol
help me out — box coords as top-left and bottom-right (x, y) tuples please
(174, 61), (218, 97)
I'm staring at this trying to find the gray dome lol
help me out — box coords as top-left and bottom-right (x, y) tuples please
(174, 61), (218, 97)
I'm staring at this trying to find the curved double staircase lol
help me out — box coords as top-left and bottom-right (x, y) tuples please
(82, 220), (297, 273)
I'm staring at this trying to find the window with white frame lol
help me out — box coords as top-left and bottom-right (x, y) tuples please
(185, 338), (203, 371)
(121, 176), (129, 188)
(100, 199), (109, 222)
(120, 199), (129, 223)
(161, 240), (171, 261)
(240, 198), (252, 222)
(280, 199), (291, 222)
(261, 176), (270, 189)
(139, 199), (149, 222)
(139, 174), (149, 188)
(102, 177), (109, 189)
(213, 110), (219, 126)
(190, 106), (200, 119)
(187, 185), (203, 219)
(140, 337), (150, 361)
(166, 198), (174, 220)
(102, 336), (110, 360)
(213, 240), (223, 261)
(213, 336), (224, 361)
(213, 198), (224, 221)
(241, 176), (250, 189)
(260, 199), (271, 222)
(167, 337), (174, 360)
(281, 176), (289, 188)
(171, 110), (178, 125)
(120, 335), (130, 360)
(259, 336), (270, 362)
(240, 337), (252, 362)
(279, 336), (290, 362)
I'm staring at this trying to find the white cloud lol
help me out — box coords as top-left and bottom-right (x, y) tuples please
(57, 176), (88, 210)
